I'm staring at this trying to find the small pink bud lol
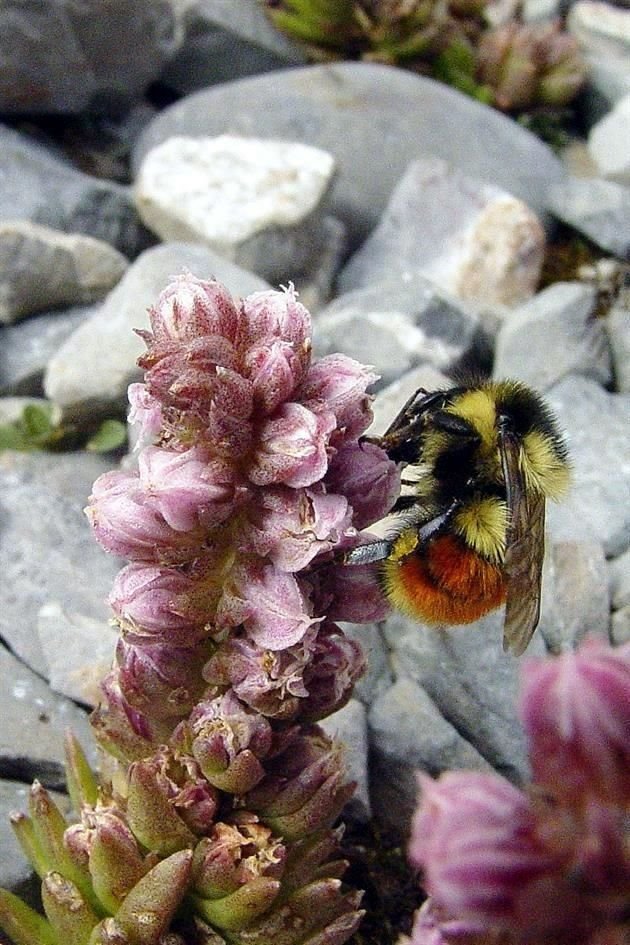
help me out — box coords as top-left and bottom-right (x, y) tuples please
(108, 564), (210, 647)
(116, 638), (209, 721)
(246, 485), (352, 572)
(91, 672), (166, 761)
(240, 285), (312, 356)
(203, 634), (314, 720)
(185, 691), (273, 793)
(300, 623), (367, 721)
(313, 544), (391, 624)
(137, 446), (247, 532)
(520, 639), (630, 806)
(146, 273), (241, 346)
(244, 339), (308, 414)
(192, 817), (286, 900)
(127, 382), (163, 448)
(298, 354), (378, 442)
(325, 440), (400, 529)
(248, 402), (336, 489)
(218, 562), (322, 650)
(86, 469), (203, 564)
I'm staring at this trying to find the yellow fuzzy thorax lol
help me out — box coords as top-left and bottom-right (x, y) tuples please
(521, 429), (571, 499)
(454, 495), (507, 563)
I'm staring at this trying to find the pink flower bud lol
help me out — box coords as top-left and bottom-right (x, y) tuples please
(248, 402), (336, 489)
(300, 623), (367, 721)
(203, 633), (315, 720)
(127, 382), (164, 448)
(244, 339), (308, 414)
(135, 748), (220, 836)
(185, 691), (273, 793)
(86, 469), (204, 564)
(240, 285), (312, 356)
(519, 639), (630, 806)
(146, 273), (241, 346)
(137, 446), (247, 532)
(409, 772), (575, 935)
(246, 485), (353, 572)
(191, 816), (286, 900)
(217, 562), (322, 649)
(108, 564), (210, 646)
(116, 638), (209, 721)
(91, 671), (166, 761)
(313, 544), (391, 624)
(406, 899), (480, 945)
(325, 440), (400, 529)
(298, 354), (378, 442)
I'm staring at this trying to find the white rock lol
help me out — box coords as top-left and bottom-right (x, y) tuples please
(38, 602), (117, 706)
(339, 158), (545, 308)
(0, 220), (128, 323)
(135, 134), (336, 282)
(588, 94), (630, 183)
(569, 1), (630, 113)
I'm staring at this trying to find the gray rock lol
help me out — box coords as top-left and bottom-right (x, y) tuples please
(368, 677), (493, 833)
(0, 304), (94, 397)
(0, 124), (153, 259)
(339, 158), (545, 307)
(134, 135), (337, 289)
(569, 1), (630, 123)
(314, 277), (479, 389)
(588, 93), (630, 184)
(0, 450), (120, 676)
(0, 0), (181, 114)
(493, 281), (612, 390)
(607, 299), (630, 393)
(548, 175), (630, 258)
(38, 603), (117, 707)
(0, 643), (94, 789)
(0, 221), (128, 324)
(320, 699), (370, 823)
(0, 780), (71, 893)
(608, 546), (630, 611)
(132, 62), (566, 248)
(161, 0), (306, 95)
(611, 604), (630, 644)
(538, 541), (610, 652)
(546, 375), (630, 557)
(44, 243), (270, 418)
(342, 622), (393, 706)
(384, 609), (544, 783)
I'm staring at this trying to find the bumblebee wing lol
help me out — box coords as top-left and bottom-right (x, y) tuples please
(500, 428), (545, 656)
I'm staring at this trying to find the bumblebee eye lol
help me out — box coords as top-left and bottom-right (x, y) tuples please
(432, 411), (478, 439)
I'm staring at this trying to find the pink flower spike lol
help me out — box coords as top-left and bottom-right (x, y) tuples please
(248, 402), (336, 489)
(244, 339), (308, 414)
(325, 440), (400, 529)
(298, 354), (378, 442)
(147, 273), (241, 346)
(409, 771), (573, 934)
(240, 285), (312, 356)
(519, 639), (630, 806)
(217, 563), (321, 650)
(138, 445), (247, 532)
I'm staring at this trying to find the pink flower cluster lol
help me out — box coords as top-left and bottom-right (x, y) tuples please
(407, 639), (630, 945)
(86, 274), (399, 752)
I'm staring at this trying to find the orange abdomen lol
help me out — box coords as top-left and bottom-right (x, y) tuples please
(383, 534), (506, 625)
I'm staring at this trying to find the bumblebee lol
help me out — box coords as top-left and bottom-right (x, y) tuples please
(346, 380), (571, 655)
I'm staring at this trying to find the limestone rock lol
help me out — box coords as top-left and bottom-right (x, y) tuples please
(588, 93), (630, 184)
(339, 158), (545, 307)
(0, 221), (128, 324)
(494, 281), (612, 390)
(548, 175), (630, 258)
(135, 135), (336, 288)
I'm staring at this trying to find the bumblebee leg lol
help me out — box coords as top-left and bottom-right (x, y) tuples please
(344, 540), (393, 566)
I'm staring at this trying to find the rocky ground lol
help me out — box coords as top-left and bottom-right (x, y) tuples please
(0, 0), (629, 940)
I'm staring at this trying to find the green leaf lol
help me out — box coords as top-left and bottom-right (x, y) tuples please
(0, 888), (57, 945)
(85, 420), (127, 453)
(21, 403), (55, 439)
(0, 424), (31, 451)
